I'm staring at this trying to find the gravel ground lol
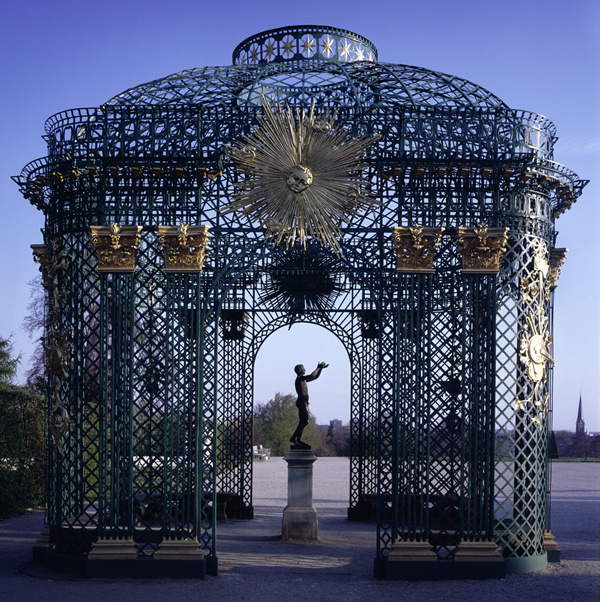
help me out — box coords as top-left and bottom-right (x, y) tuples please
(0, 458), (598, 601)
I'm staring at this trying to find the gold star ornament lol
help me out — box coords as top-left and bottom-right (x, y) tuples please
(222, 99), (379, 255)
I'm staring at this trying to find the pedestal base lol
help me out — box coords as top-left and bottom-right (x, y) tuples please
(282, 507), (318, 540)
(455, 539), (503, 563)
(544, 530), (561, 563)
(382, 538), (506, 579)
(32, 526), (50, 564)
(88, 537), (139, 559)
(282, 449), (318, 541)
(154, 538), (207, 560)
(387, 539), (437, 562)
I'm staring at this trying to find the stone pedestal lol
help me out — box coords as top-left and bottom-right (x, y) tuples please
(282, 449), (318, 540)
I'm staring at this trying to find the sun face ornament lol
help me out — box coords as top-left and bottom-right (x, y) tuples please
(222, 98), (380, 256)
(287, 166), (313, 193)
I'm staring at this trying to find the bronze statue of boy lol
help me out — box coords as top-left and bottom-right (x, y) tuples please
(290, 362), (328, 449)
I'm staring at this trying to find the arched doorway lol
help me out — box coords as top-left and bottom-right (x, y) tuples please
(210, 246), (389, 529)
(251, 324), (351, 527)
(253, 323), (351, 429)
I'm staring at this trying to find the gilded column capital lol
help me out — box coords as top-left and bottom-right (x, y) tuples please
(548, 247), (568, 290)
(456, 225), (508, 274)
(90, 224), (143, 272)
(157, 222), (210, 273)
(391, 225), (444, 273)
(31, 244), (49, 287)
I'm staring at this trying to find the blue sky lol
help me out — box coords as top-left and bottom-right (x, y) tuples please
(0, 0), (598, 430)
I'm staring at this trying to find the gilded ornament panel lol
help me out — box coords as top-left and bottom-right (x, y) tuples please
(90, 223), (143, 272)
(515, 239), (555, 426)
(456, 225), (508, 274)
(157, 222), (210, 273)
(391, 225), (444, 273)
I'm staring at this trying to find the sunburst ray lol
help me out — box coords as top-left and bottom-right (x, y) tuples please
(222, 97), (379, 256)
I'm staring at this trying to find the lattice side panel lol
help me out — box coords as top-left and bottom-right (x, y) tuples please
(494, 237), (520, 541)
(376, 292), (398, 558)
(80, 239), (102, 517)
(240, 301), (255, 516)
(216, 327), (246, 515)
(428, 253), (465, 558)
(501, 234), (550, 560)
(212, 243), (262, 519)
(124, 238), (168, 555)
(461, 274), (497, 542)
(393, 274), (432, 547)
(47, 232), (105, 555)
(348, 330), (364, 513)
(198, 297), (217, 558)
(162, 273), (200, 541)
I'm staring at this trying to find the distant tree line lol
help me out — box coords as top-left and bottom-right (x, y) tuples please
(0, 337), (46, 519)
(253, 396), (600, 461)
(551, 430), (600, 460)
(253, 392), (349, 456)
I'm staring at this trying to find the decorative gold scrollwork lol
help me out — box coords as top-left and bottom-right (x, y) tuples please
(391, 225), (444, 273)
(516, 239), (555, 426)
(157, 222), (210, 273)
(456, 225), (508, 273)
(90, 223), (143, 272)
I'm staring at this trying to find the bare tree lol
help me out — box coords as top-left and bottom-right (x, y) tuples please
(22, 276), (46, 383)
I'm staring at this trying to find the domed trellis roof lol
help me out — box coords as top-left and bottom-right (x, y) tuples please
(104, 25), (507, 111)
(15, 24), (586, 223)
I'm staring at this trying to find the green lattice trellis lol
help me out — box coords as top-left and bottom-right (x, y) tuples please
(14, 26), (586, 578)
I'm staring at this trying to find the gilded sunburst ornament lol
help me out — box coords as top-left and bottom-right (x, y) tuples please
(222, 98), (379, 256)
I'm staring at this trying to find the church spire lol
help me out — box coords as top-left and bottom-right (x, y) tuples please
(576, 394), (586, 435)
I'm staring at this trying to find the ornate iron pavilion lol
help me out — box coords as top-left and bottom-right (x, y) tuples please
(15, 25), (586, 579)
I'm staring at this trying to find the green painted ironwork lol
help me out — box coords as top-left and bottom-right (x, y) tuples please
(14, 25), (587, 577)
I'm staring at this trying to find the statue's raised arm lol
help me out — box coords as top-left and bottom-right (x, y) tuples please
(305, 361), (329, 383)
